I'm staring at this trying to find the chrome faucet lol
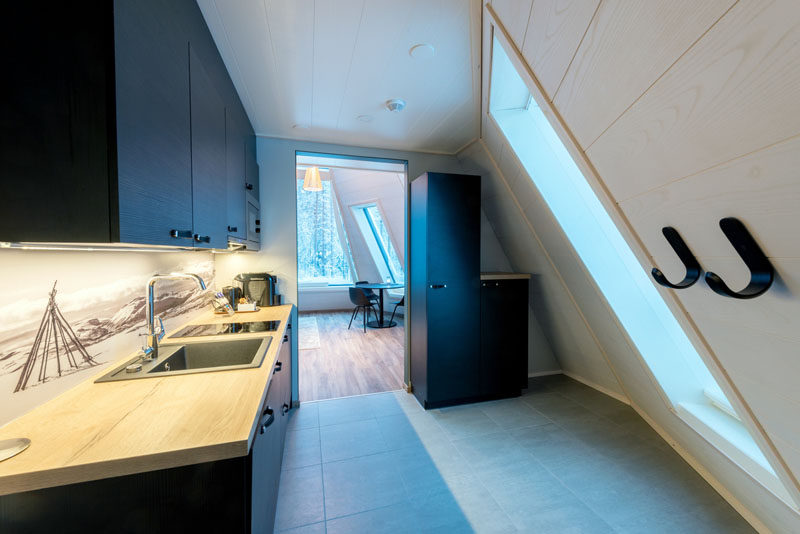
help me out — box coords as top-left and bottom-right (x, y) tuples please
(143, 273), (207, 360)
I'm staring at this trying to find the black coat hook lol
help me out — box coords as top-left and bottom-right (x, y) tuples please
(705, 217), (774, 299)
(651, 227), (702, 289)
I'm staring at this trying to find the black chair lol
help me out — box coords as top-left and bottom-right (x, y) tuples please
(389, 296), (404, 324)
(355, 281), (379, 302)
(348, 287), (377, 333)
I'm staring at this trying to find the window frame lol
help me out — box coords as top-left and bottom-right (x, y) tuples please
(350, 200), (404, 284)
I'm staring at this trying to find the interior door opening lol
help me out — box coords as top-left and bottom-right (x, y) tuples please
(295, 152), (408, 402)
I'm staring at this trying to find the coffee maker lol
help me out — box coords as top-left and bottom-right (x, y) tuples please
(233, 273), (278, 307)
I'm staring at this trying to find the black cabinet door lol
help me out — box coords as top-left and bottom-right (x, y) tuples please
(245, 134), (260, 201)
(251, 381), (281, 534)
(1, 3), (114, 243)
(226, 109), (247, 239)
(424, 173), (481, 405)
(115, 0), (194, 246)
(189, 45), (228, 249)
(480, 279), (528, 397)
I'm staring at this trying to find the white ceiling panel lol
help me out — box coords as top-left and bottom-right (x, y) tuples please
(198, 0), (481, 154)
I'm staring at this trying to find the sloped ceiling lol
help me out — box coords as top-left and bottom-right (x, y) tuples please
(197, 0), (481, 154)
(477, 0), (800, 531)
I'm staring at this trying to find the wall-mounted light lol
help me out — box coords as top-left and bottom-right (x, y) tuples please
(303, 166), (323, 192)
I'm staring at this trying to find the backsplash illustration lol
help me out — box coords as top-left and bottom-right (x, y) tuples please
(0, 250), (215, 426)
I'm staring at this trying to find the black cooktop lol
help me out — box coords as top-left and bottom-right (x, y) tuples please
(172, 320), (281, 338)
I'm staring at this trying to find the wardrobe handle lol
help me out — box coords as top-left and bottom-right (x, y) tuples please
(193, 234), (211, 244)
(651, 227), (702, 289)
(705, 218), (774, 299)
(227, 226), (238, 232)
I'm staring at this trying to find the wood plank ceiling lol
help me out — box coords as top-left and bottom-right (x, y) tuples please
(197, 0), (482, 154)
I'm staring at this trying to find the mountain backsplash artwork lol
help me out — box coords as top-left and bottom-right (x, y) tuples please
(0, 250), (215, 426)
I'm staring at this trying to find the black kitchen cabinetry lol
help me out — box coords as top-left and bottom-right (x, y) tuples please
(0, 1), (259, 248)
(410, 173), (481, 409)
(480, 278), (529, 397)
(0, 320), (293, 534)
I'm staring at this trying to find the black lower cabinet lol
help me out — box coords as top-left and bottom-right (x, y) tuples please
(0, 344), (293, 534)
(480, 278), (529, 397)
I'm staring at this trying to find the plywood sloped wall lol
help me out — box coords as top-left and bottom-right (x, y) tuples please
(478, 1), (800, 531)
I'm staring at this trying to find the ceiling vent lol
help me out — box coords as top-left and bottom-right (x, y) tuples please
(385, 99), (406, 113)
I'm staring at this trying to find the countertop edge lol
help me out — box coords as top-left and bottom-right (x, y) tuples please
(0, 439), (249, 497)
(480, 273), (532, 280)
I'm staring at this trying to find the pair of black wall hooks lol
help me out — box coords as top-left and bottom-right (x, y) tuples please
(651, 217), (774, 299)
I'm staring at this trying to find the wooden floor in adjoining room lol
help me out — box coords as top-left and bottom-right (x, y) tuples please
(297, 310), (405, 402)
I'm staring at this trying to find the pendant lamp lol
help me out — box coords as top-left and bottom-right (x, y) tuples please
(303, 166), (323, 191)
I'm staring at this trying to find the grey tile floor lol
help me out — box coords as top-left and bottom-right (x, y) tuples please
(275, 375), (755, 533)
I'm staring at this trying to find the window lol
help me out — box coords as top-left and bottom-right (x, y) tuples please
(352, 203), (404, 284)
(296, 178), (354, 285)
(489, 33), (794, 506)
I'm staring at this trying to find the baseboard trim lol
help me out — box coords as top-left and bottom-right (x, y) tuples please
(561, 370), (630, 405)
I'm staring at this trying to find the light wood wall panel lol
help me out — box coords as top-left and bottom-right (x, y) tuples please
(588, 0), (800, 201)
(622, 134), (800, 260)
(519, 0), (600, 100)
(487, 0), (533, 50)
(555, 0), (734, 148)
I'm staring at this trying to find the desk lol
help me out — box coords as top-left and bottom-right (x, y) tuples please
(356, 283), (404, 328)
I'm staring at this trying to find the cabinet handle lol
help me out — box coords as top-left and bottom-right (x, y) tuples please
(274, 361), (282, 373)
(430, 284), (447, 289)
(245, 183), (254, 190)
(282, 403), (289, 416)
(283, 334), (289, 343)
(255, 219), (260, 225)
(193, 234), (211, 243)
(227, 226), (238, 232)
(170, 229), (193, 239)
(260, 407), (275, 434)
(255, 228), (261, 233)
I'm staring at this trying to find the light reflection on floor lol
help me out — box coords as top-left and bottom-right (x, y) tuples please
(274, 375), (755, 533)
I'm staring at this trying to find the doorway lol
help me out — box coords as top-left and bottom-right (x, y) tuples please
(295, 152), (408, 402)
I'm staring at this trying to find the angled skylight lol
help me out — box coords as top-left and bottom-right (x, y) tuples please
(489, 34), (795, 507)
(352, 203), (404, 284)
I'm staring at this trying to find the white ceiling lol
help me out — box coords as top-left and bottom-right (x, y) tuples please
(197, 0), (482, 154)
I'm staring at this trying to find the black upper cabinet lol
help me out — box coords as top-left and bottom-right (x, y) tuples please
(0, 0), (259, 247)
(225, 111), (247, 239)
(1, 3), (113, 243)
(115, 0), (193, 246)
(189, 45), (228, 249)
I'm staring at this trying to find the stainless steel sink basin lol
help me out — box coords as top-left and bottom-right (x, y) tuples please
(95, 337), (271, 383)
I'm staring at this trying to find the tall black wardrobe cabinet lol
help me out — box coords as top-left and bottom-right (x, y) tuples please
(410, 172), (481, 409)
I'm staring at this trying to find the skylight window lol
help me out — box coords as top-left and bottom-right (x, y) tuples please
(352, 203), (404, 284)
(488, 33), (794, 506)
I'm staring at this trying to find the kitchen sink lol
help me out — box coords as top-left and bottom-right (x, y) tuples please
(95, 337), (271, 383)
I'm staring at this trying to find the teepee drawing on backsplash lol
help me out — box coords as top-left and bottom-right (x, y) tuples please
(14, 281), (98, 392)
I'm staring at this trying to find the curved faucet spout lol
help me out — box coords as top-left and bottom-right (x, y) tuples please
(144, 273), (207, 359)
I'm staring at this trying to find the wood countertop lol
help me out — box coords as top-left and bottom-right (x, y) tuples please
(480, 272), (532, 280)
(0, 305), (293, 496)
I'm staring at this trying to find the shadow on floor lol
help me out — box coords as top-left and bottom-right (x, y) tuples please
(274, 375), (756, 533)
